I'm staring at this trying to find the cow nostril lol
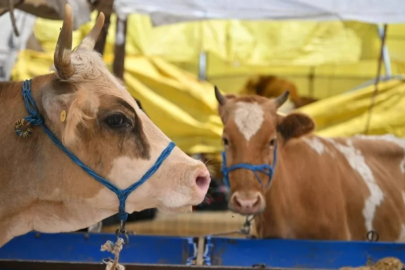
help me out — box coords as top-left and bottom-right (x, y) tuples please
(234, 196), (242, 208)
(195, 173), (210, 193)
(233, 193), (261, 210)
(253, 195), (260, 207)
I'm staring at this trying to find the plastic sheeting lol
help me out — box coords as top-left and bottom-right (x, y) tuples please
(0, 10), (36, 81)
(33, 12), (363, 68)
(297, 78), (405, 138)
(10, 13), (405, 155)
(114, 0), (405, 26)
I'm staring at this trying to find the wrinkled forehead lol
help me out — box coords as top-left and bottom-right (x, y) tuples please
(226, 99), (277, 141)
(68, 49), (141, 113)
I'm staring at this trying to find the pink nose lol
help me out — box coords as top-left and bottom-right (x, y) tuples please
(231, 192), (263, 215)
(195, 169), (211, 198)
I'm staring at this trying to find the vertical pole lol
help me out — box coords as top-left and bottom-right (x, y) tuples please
(364, 24), (388, 135)
(113, 14), (127, 80)
(198, 20), (207, 81)
(308, 66), (315, 98)
(198, 51), (207, 81)
(377, 24), (391, 77)
(93, 0), (114, 55)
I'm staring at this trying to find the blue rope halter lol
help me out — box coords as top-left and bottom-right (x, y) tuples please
(17, 79), (175, 221)
(221, 143), (278, 189)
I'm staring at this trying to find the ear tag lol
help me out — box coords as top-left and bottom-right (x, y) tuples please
(60, 110), (67, 122)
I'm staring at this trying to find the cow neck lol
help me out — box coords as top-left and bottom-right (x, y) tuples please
(16, 79), (175, 224)
(255, 147), (294, 239)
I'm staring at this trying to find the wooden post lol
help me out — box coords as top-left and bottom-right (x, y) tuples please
(93, 0), (114, 55)
(196, 236), (205, 265)
(113, 15), (127, 80)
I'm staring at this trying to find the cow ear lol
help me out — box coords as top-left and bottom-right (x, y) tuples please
(277, 112), (315, 141)
(134, 98), (144, 111)
(134, 98), (149, 117)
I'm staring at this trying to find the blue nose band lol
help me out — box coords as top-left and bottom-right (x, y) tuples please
(221, 143), (278, 189)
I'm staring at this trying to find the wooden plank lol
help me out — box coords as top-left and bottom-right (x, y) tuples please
(196, 236), (205, 265)
(0, 259), (310, 270)
(112, 15), (127, 80)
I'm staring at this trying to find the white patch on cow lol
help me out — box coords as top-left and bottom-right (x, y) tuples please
(108, 156), (155, 190)
(328, 139), (384, 232)
(398, 225), (405, 241)
(234, 102), (264, 141)
(107, 154), (191, 210)
(355, 134), (405, 173)
(159, 185), (190, 208)
(303, 137), (325, 155)
(304, 137), (336, 158)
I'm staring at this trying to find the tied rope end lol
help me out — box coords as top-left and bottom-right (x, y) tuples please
(16, 80), (44, 138)
(101, 238), (125, 270)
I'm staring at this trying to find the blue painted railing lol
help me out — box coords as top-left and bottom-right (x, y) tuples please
(1, 232), (405, 269)
(0, 232), (195, 265)
(204, 235), (405, 269)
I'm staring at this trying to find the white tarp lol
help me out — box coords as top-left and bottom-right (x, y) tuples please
(0, 0), (91, 80)
(0, 10), (36, 81)
(114, 0), (405, 26)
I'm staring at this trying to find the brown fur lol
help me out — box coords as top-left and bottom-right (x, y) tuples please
(240, 75), (318, 109)
(216, 93), (405, 241)
(0, 4), (210, 248)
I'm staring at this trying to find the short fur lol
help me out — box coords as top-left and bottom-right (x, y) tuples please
(216, 91), (405, 241)
(0, 5), (210, 247)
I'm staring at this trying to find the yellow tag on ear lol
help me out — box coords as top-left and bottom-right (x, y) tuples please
(60, 110), (67, 122)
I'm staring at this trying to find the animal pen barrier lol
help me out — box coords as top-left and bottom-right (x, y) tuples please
(1, 232), (405, 270)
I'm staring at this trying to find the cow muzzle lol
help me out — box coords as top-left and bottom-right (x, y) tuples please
(229, 191), (265, 215)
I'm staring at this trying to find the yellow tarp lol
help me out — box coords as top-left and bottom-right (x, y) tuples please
(298, 78), (405, 138)
(10, 13), (405, 155)
(33, 13), (363, 67)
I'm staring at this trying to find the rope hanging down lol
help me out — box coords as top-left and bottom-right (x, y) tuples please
(16, 79), (176, 269)
(364, 24), (388, 135)
(211, 215), (256, 238)
(101, 238), (125, 270)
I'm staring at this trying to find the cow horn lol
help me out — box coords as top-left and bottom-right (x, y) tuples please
(214, 86), (226, 106)
(54, 4), (74, 80)
(77, 12), (105, 51)
(275, 90), (290, 109)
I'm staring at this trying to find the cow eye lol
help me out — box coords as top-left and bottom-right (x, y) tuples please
(223, 138), (229, 146)
(269, 138), (276, 147)
(105, 113), (129, 128)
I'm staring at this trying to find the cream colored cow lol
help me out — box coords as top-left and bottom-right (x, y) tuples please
(0, 5), (210, 247)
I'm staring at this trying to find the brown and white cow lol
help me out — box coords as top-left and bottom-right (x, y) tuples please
(0, 5), (210, 247)
(215, 87), (405, 241)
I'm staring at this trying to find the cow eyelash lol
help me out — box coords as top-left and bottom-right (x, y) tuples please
(104, 113), (132, 129)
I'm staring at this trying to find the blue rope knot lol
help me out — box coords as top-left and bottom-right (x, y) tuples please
(221, 144), (278, 189)
(18, 79), (175, 222)
(22, 80), (44, 126)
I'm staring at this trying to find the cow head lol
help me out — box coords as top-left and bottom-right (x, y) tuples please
(215, 87), (315, 215)
(39, 5), (210, 218)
